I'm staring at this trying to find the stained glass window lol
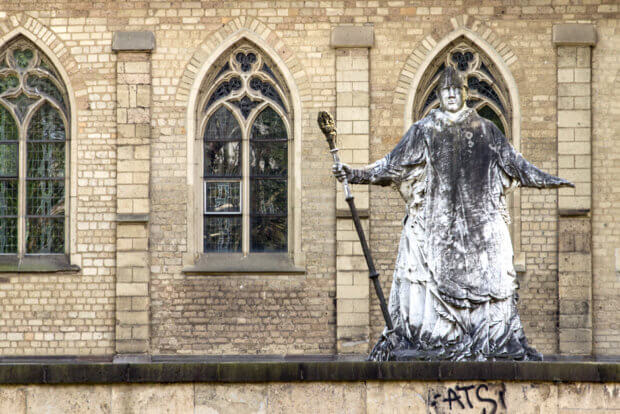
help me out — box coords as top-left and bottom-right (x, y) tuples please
(203, 106), (242, 252)
(0, 37), (69, 256)
(414, 39), (511, 139)
(250, 107), (287, 252)
(200, 44), (290, 255)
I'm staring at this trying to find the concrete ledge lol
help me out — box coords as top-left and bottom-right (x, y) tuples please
(183, 253), (305, 275)
(331, 26), (374, 48)
(336, 208), (369, 218)
(0, 356), (617, 384)
(112, 31), (156, 52)
(553, 24), (597, 46)
(116, 213), (150, 223)
(0, 255), (80, 273)
(559, 208), (590, 217)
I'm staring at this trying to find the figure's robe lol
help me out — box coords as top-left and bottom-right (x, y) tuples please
(361, 108), (565, 360)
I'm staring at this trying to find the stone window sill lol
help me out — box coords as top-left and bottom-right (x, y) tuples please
(182, 253), (306, 275)
(0, 255), (80, 273)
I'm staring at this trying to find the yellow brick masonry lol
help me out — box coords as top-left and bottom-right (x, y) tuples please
(0, 1), (617, 357)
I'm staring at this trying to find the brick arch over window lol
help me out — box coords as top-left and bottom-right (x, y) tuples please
(394, 15), (524, 262)
(178, 18), (310, 266)
(0, 16), (86, 265)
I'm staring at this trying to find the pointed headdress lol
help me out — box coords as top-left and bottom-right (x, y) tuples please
(437, 66), (466, 90)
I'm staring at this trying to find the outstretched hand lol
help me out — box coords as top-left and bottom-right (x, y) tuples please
(557, 178), (575, 188)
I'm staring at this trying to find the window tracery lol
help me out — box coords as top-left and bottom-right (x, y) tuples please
(198, 43), (290, 253)
(414, 39), (511, 137)
(0, 37), (69, 255)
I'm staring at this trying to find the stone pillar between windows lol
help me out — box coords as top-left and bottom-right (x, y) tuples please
(112, 32), (155, 360)
(553, 24), (597, 355)
(332, 26), (373, 354)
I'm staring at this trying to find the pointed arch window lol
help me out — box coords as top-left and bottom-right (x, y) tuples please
(413, 39), (512, 138)
(0, 37), (69, 257)
(198, 44), (290, 254)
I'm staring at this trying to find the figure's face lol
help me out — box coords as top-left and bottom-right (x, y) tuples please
(439, 86), (465, 113)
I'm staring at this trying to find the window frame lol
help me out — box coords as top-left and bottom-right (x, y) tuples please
(0, 38), (71, 260)
(184, 42), (303, 273)
(199, 101), (292, 255)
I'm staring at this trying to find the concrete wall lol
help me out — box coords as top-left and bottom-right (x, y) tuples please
(0, 381), (618, 413)
(0, 1), (617, 357)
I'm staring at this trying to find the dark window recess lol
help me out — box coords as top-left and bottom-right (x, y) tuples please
(204, 77), (242, 111)
(250, 107), (287, 252)
(249, 77), (286, 113)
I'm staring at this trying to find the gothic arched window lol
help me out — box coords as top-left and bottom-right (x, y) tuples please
(414, 39), (512, 138)
(0, 37), (69, 255)
(197, 44), (290, 253)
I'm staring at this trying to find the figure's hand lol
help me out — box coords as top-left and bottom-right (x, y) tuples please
(556, 178), (575, 188)
(332, 162), (352, 182)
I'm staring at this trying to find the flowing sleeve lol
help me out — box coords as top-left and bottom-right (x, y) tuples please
(349, 124), (426, 186)
(493, 122), (572, 189)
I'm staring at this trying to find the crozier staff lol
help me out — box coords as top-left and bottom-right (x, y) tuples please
(333, 67), (573, 361)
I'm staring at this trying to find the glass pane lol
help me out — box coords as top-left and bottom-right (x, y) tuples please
(230, 96), (260, 119)
(250, 141), (287, 177)
(0, 180), (17, 216)
(250, 216), (286, 252)
(468, 76), (504, 112)
(249, 78), (286, 112)
(251, 179), (287, 215)
(204, 106), (241, 141)
(204, 216), (241, 252)
(204, 181), (240, 213)
(7, 93), (39, 122)
(0, 218), (17, 253)
(27, 102), (65, 141)
(204, 141), (240, 177)
(13, 48), (34, 68)
(26, 180), (65, 216)
(250, 107), (287, 141)
(477, 105), (506, 136)
(0, 75), (19, 94)
(26, 217), (64, 253)
(205, 79), (241, 113)
(26, 75), (65, 109)
(0, 105), (18, 141)
(27, 142), (65, 178)
(0, 144), (18, 177)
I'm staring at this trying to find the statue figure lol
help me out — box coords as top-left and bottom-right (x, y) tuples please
(333, 67), (574, 361)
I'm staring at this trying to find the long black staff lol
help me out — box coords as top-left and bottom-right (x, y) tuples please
(317, 111), (393, 331)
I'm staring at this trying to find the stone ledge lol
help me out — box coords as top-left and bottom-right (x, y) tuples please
(559, 208), (590, 217)
(553, 24), (597, 46)
(0, 255), (80, 273)
(331, 26), (374, 48)
(116, 213), (150, 223)
(112, 31), (156, 52)
(0, 356), (617, 384)
(182, 253), (306, 275)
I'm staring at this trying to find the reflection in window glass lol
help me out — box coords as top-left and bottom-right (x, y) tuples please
(26, 103), (65, 254)
(250, 108), (287, 252)
(200, 46), (291, 255)
(0, 105), (18, 253)
(477, 105), (505, 135)
(204, 216), (241, 252)
(203, 106), (243, 252)
(0, 37), (69, 256)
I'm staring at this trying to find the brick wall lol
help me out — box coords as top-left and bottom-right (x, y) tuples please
(0, 1), (616, 356)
